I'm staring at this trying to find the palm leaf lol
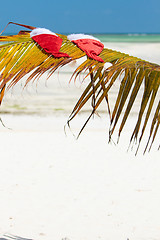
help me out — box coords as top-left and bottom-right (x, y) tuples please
(0, 29), (159, 153)
(67, 51), (160, 153)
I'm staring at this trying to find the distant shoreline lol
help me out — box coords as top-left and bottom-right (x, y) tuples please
(3, 32), (160, 43)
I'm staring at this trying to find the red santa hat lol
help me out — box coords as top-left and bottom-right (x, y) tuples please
(30, 28), (70, 58)
(67, 34), (104, 62)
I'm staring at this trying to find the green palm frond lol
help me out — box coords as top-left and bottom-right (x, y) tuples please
(0, 29), (159, 153)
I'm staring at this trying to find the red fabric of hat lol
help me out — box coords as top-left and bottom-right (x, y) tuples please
(67, 34), (104, 62)
(73, 39), (104, 62)
(31, 28), (70, 58)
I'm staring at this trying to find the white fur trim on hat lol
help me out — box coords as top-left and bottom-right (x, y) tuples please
(30, 28), (58, 38)
(67, 33), (101, 42)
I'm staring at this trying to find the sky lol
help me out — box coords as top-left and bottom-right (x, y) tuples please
(0, 0), (160, 34)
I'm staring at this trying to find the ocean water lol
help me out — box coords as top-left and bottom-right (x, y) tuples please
(93, 33), (160, 43)
(5, 31), (160, 42)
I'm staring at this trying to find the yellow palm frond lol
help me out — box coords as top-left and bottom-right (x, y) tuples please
(0, 27), (159, 153)
(67, 49), (160, 153)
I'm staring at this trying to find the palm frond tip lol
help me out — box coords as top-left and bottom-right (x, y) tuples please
(0, 23), (159, 153)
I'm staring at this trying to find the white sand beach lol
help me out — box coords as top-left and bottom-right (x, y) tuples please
(0, 114), (159, 240)
(0, 42), (160, 240)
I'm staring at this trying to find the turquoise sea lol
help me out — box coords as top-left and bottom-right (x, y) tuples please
(4, 32), (160, 43)
(93, 33), (160, 43)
